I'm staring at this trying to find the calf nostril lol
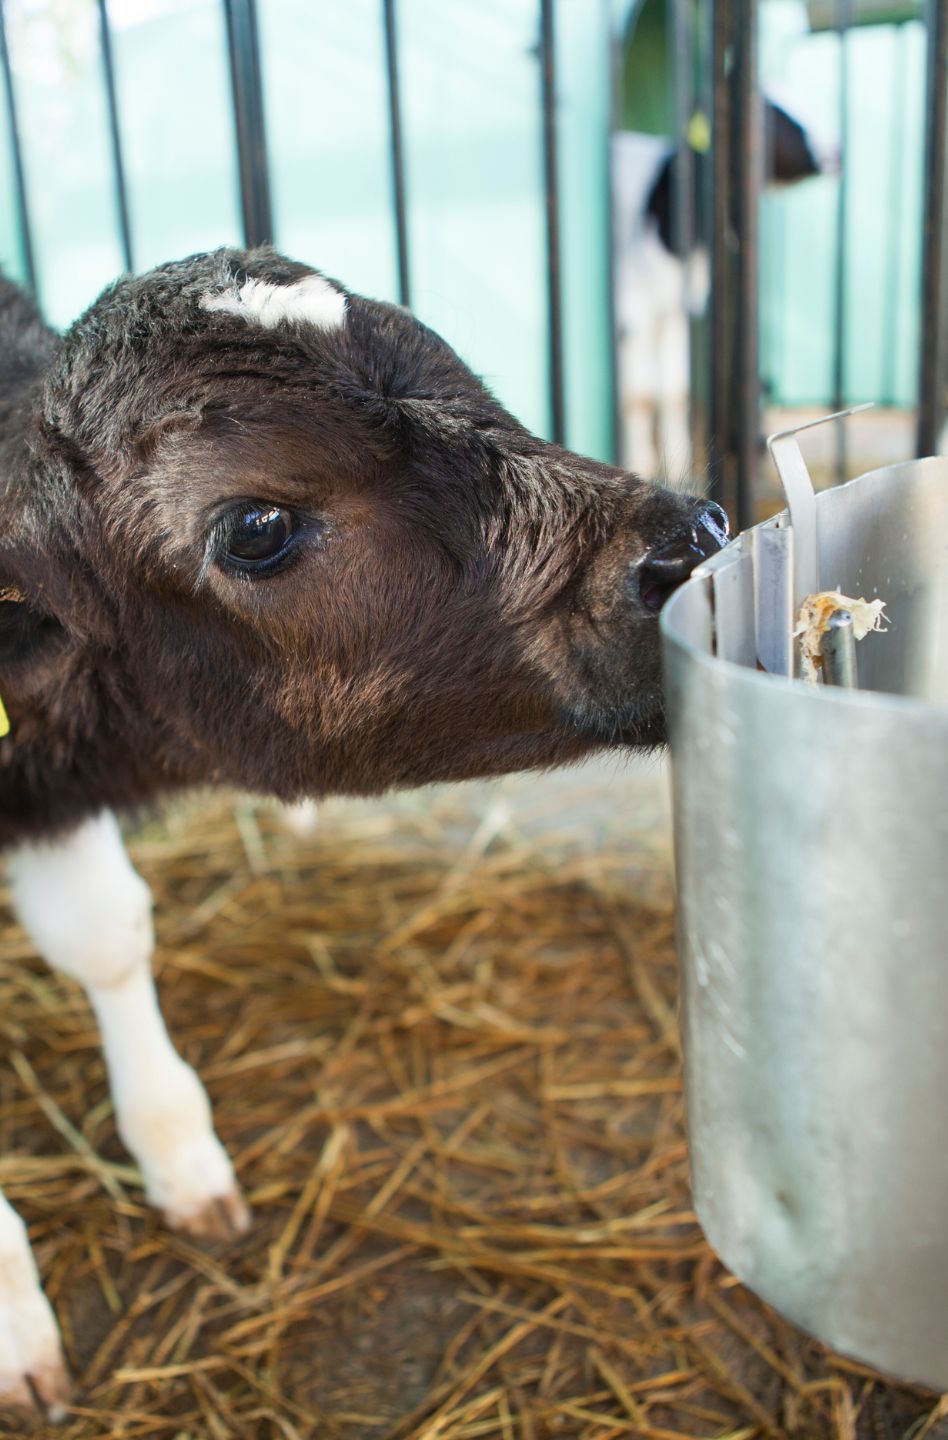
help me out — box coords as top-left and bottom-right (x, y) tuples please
(637, 505), (730, 615)
(698, 501), (730, 549)
(641, 536), (703, 583)
(637, 534), (707, 613)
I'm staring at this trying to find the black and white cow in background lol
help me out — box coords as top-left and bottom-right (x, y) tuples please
(614, 97), (833, 479)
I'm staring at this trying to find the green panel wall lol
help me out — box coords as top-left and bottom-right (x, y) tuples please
(108, 0), (241, 274)
(397, 0), (548, 438)
(2, 0), (123, 326)
(0, 0), (617, 462)
(760, 2), (925, 406)
(257, 0), (397, 303)
(0, 51), (26, 286)
(558, 0), (614, 461)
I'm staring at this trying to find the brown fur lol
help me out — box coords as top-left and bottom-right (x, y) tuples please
(0, 248), (721, 848)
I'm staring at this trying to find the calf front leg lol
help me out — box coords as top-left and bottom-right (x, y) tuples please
(8, 812), (249, 1239)
(0, 1190), (69, 1420)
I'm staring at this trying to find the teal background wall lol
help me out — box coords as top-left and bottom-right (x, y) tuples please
(0, 0), (614, 461)
(759, 1), (926, 406)
(0, 0), (928, 454)
(0, 0), (241, 313)
(615, 0), (927, 409)
(258, 0), (396, 305)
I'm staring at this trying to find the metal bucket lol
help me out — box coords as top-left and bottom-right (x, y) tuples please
(660, 417), (948, 1389)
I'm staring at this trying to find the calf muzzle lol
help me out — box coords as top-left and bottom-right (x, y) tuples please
(636, 501), (729, 613)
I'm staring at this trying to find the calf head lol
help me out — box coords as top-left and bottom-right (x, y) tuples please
(3, 248), (726, 805)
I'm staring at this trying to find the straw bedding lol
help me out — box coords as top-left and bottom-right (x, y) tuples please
(0, 782), (941, 1439)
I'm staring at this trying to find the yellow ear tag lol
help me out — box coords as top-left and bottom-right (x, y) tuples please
(687, 110), (711, 154)
(0, 588), (25, 738)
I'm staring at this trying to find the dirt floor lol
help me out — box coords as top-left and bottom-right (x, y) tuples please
(0, 758), (944, 1439)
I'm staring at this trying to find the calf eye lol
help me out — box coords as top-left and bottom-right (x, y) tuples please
(223, 504), (296, 570)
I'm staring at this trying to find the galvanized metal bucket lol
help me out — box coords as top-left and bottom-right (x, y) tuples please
(661, 418), (948, 1390)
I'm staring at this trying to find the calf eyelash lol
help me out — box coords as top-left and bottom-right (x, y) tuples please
(202, 502), (330, 583)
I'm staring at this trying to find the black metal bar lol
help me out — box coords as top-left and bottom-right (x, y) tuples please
(708, 0), (735, 520)
(733, 0), (760, 531)
(606, 0), (622, 466)
(382, 0), (411, 310)
(880, 23), (908, 405)
(917, 0), (948, 455)
(97, 0), (133, 274)
(223, 0), (273, 248)
(670, 0), (695, 264)
(540, 0), (565, 447)
(0, 0), (36, 292)
(690, 0), (715, 486)
(671, 0), (702, 483)
(832, 0), (851, 483)
(708, 0), (760, 530)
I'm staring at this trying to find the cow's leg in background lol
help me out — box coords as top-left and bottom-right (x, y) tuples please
(618, 252), (662, 478)
(618, 233), (693, 481)
(656, 303), (693, 480)
(7, 813), (248, 1239)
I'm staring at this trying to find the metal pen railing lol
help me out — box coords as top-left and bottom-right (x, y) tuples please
(222, 0), (272, 249)
(0, 0), (34, 292)
(382, 0), (411, 310)
(917, 0), (948, 457)
(0, 0), (566, 440)
(539, 0), (565, 447)
(697, 0), (947, 520)
(0, 0), (945, 503)
(96, 0), (133, 274)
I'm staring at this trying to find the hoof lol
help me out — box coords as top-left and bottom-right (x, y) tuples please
(0, 1358), (72, 1425)
(166, 1186), (251, 1242)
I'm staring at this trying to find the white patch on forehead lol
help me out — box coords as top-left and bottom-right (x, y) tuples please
(200, 273), (346, 332)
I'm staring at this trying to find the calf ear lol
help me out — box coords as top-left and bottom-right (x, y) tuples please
(0, 586), (64, 666)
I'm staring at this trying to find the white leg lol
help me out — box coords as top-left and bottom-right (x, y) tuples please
(8, 813), (249, 1240)
(654, 306), (691, 480)
(278, 798), (319, 838)
(621, 398), (659, 479)
(0, 1190), (70, 1420)
(656, 308), (693, 480)
(618, 327), (660, 478)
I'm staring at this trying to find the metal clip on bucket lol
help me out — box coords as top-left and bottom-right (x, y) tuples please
(661, 417), (948, 1389)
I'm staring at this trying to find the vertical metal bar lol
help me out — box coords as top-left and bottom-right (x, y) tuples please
(672, 0), (702, 485)
(832, 1), (851, 483)
(223, 0), (273, 248)
(880, 22), (908, 406)
(540, 0), (565, 447)
(670, 0), (694, 261)
(672, 0), (693, 442)
(97, 0), (133, 274)
(708, 0), (759, 531)
(605, 0), (621, 467)
(917, 0), (948, 456)
(690, 0), (715, 483)
(0, 0), (36, 292)
(382, 0), (411, 309)
(709, 0), (736, 521)
(734, 0), (760, 532)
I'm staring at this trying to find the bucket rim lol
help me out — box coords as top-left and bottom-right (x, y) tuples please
(660, 452), (948, 723)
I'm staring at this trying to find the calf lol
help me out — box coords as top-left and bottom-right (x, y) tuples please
(0, 247), (726, 1418)
(615, 98), (830, 477)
